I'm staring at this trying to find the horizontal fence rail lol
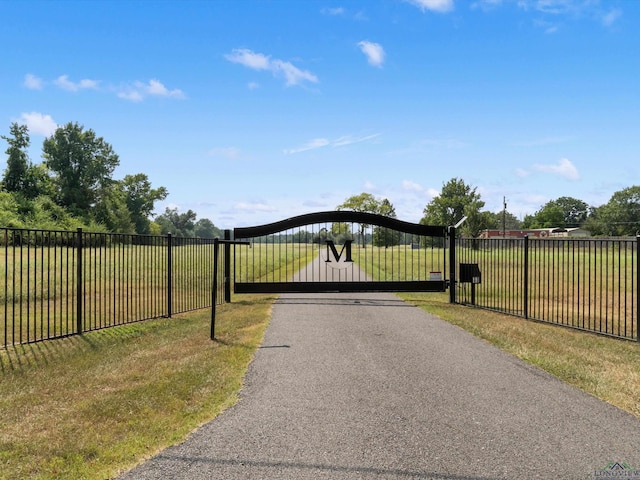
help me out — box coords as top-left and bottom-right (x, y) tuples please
(455, 236), (639, 342)
(1, 227), (224, 348)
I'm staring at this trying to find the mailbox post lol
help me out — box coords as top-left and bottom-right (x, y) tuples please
(459, 263), (481, 305)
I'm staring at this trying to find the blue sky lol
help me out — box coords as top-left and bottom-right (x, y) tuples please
(1, 0), (637, 228)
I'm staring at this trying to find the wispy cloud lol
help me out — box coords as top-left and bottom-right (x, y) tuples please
(512, 135), (574, 147)
(283, 138), (331, 154)
(117, 79), (185, 102)
(405, 0), (454, 13)
(321, 7), (345, 16)
(24, 74), (44, 90)
(518, 1), (623, 27)
(402, 180), (440, 198)
(18, 112), (58, 137)
(284, 133), (380, 154)
(207, 147), (240, 160)
(532, 158), (579, 180)
(402, 180), (424, 192)
(358, 41), (385, 67)
(54, 75), (99, 92)
(475, 1), (622, 28)
(24, 73), (184, 102)
(234, 202), (276, 212)
(225, 48), (318, 87)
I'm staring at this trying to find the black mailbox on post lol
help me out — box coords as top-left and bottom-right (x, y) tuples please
(459, 263), (481, 284)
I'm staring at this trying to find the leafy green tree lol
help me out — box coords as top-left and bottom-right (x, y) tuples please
(0, 191), (24, 228)
(337, 192), (395, 247)
(43, 122), (120, 217)
(22, 163), (54, 200)
(589, 186), (640, 236)
(155, 207), (197, 237)
(551, 196), (590, 227)
(421, 178), (485, 237)
(92, 188), (135, 233)
(373, 198), (401, 247)
(330, 222), (353, 244)
(194, 218), (222, 238)
(25, 195), (102, 231)
(484, 210), (521, 230)
(1, 123), (30, 193)
(523, 196), (589, 229)
(120, 173), (168, 234)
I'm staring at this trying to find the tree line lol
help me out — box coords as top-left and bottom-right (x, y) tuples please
(339, 179), (640, 239)
(1, 122), (222, 237)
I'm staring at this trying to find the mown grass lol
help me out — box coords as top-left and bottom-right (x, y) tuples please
(0, 293), (275, 480)
(234, 242), (320, 283)
(350, 244), (446, 281)
(400, 292), (640, 419)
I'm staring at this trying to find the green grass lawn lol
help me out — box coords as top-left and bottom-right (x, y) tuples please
(0, 294), (275, 480)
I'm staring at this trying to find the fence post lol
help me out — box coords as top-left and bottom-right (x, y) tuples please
(167, 233), (172, 318)
(523, 235), (529, 319)
(449, 226), (456, 304)
(224, 229), (231, 303)
(211, 237), (220, 340)
(76, 227), (83, 335)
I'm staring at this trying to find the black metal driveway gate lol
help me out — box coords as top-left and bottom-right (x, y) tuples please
(233, 211), (448, 294)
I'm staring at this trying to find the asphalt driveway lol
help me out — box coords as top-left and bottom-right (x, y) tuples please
(120, 292), (640, 480)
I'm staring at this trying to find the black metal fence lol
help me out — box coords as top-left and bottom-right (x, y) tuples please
(454, 236), (639, 341)
(1, 227), (225, 348)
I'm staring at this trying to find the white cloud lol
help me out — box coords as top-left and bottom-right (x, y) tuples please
(54, 74), (99, 92)
(532, 158), (579, 180)
(284, 133), (380, 154)
(357, 41), (385, 68)
(208, 147), (240, 159)
(18, 112), (58, 137)
(333, 133), (381, 147)
(272, 59), (319, 86)
(225, 49), (271, 70)
(406, 0), (454, 13)
(24, 74), (43, 90)
(234, 202), (276, 212)
(225, 48), (318, 87)
(515, 168), (530, 178)
(402, 180), (424, 193)
(283, 138), (330, 154)
(427, 188), (440, 198)
(321, 7), (345, 15)
(247, 82), (260, 90)
(117, 79), (185, 102)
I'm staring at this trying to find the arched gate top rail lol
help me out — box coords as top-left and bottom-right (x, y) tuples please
(234, 210), (446, 238)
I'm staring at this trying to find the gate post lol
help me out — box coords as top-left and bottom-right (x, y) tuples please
(449, 226), (456, 304)
(167, 233), (172, 318)
(637, 236), (639, 342)
(224, 229), (232, 303)
(523, 235), (529, 319)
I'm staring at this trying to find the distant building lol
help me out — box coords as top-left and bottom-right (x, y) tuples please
(479, 227), (591, 239)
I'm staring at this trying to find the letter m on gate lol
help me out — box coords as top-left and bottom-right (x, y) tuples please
(325, 240), (353, 263)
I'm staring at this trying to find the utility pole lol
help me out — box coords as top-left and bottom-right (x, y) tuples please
(503, 196), (507, 238)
